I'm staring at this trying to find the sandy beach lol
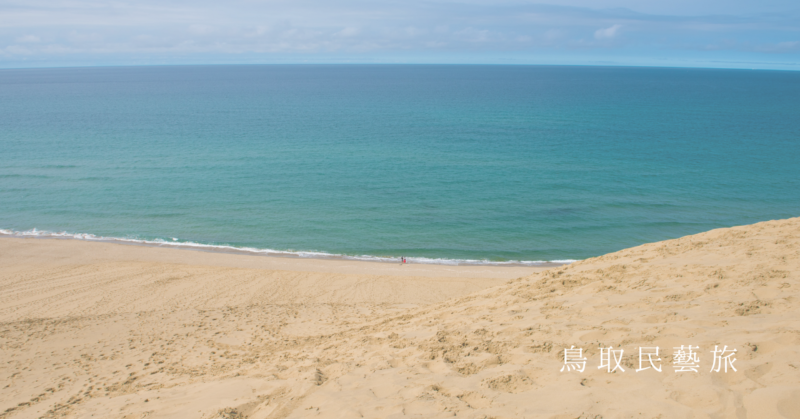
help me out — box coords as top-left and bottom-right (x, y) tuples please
(1, 217), (799, 418)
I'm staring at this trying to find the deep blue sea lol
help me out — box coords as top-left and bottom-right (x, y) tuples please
(1, 65), (798, 264)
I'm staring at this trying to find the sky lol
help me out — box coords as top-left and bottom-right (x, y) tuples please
(1, 0), (799, 69)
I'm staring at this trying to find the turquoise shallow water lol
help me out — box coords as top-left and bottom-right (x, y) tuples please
(1, 65), (799, 264)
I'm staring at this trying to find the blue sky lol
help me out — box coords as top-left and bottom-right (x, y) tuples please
(1, 0), (799, 69)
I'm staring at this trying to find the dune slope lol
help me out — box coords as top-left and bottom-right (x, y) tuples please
(1, 218), (799, 419)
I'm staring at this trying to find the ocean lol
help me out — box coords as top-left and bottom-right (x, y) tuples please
(1, 65), (798, 265)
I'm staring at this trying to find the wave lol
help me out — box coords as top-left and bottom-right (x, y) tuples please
(0, 228), (576, 267)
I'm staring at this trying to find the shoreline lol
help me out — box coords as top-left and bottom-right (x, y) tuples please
(0, 228), (572, 268)
(0, 236), (550, 279)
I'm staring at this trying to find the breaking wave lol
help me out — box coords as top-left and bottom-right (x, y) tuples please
(0, 228), (576, 266)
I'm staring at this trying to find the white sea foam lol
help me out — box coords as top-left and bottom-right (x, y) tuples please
(0, 228), (575, 266)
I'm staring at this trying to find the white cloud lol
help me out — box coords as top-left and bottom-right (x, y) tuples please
(188, 25), (216, 35)
(5, 45), (33, 55)
(544, 29), (563, 41)
(769, 40), (799, 52)
(16, 35), (41, 43)
(594, 24), (621, 39)
(337, 27), (360, 37)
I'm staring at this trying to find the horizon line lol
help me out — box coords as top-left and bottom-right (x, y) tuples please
(1, 62), (798, 72)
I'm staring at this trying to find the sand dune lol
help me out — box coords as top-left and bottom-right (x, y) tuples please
(1, 218), (798, 418)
